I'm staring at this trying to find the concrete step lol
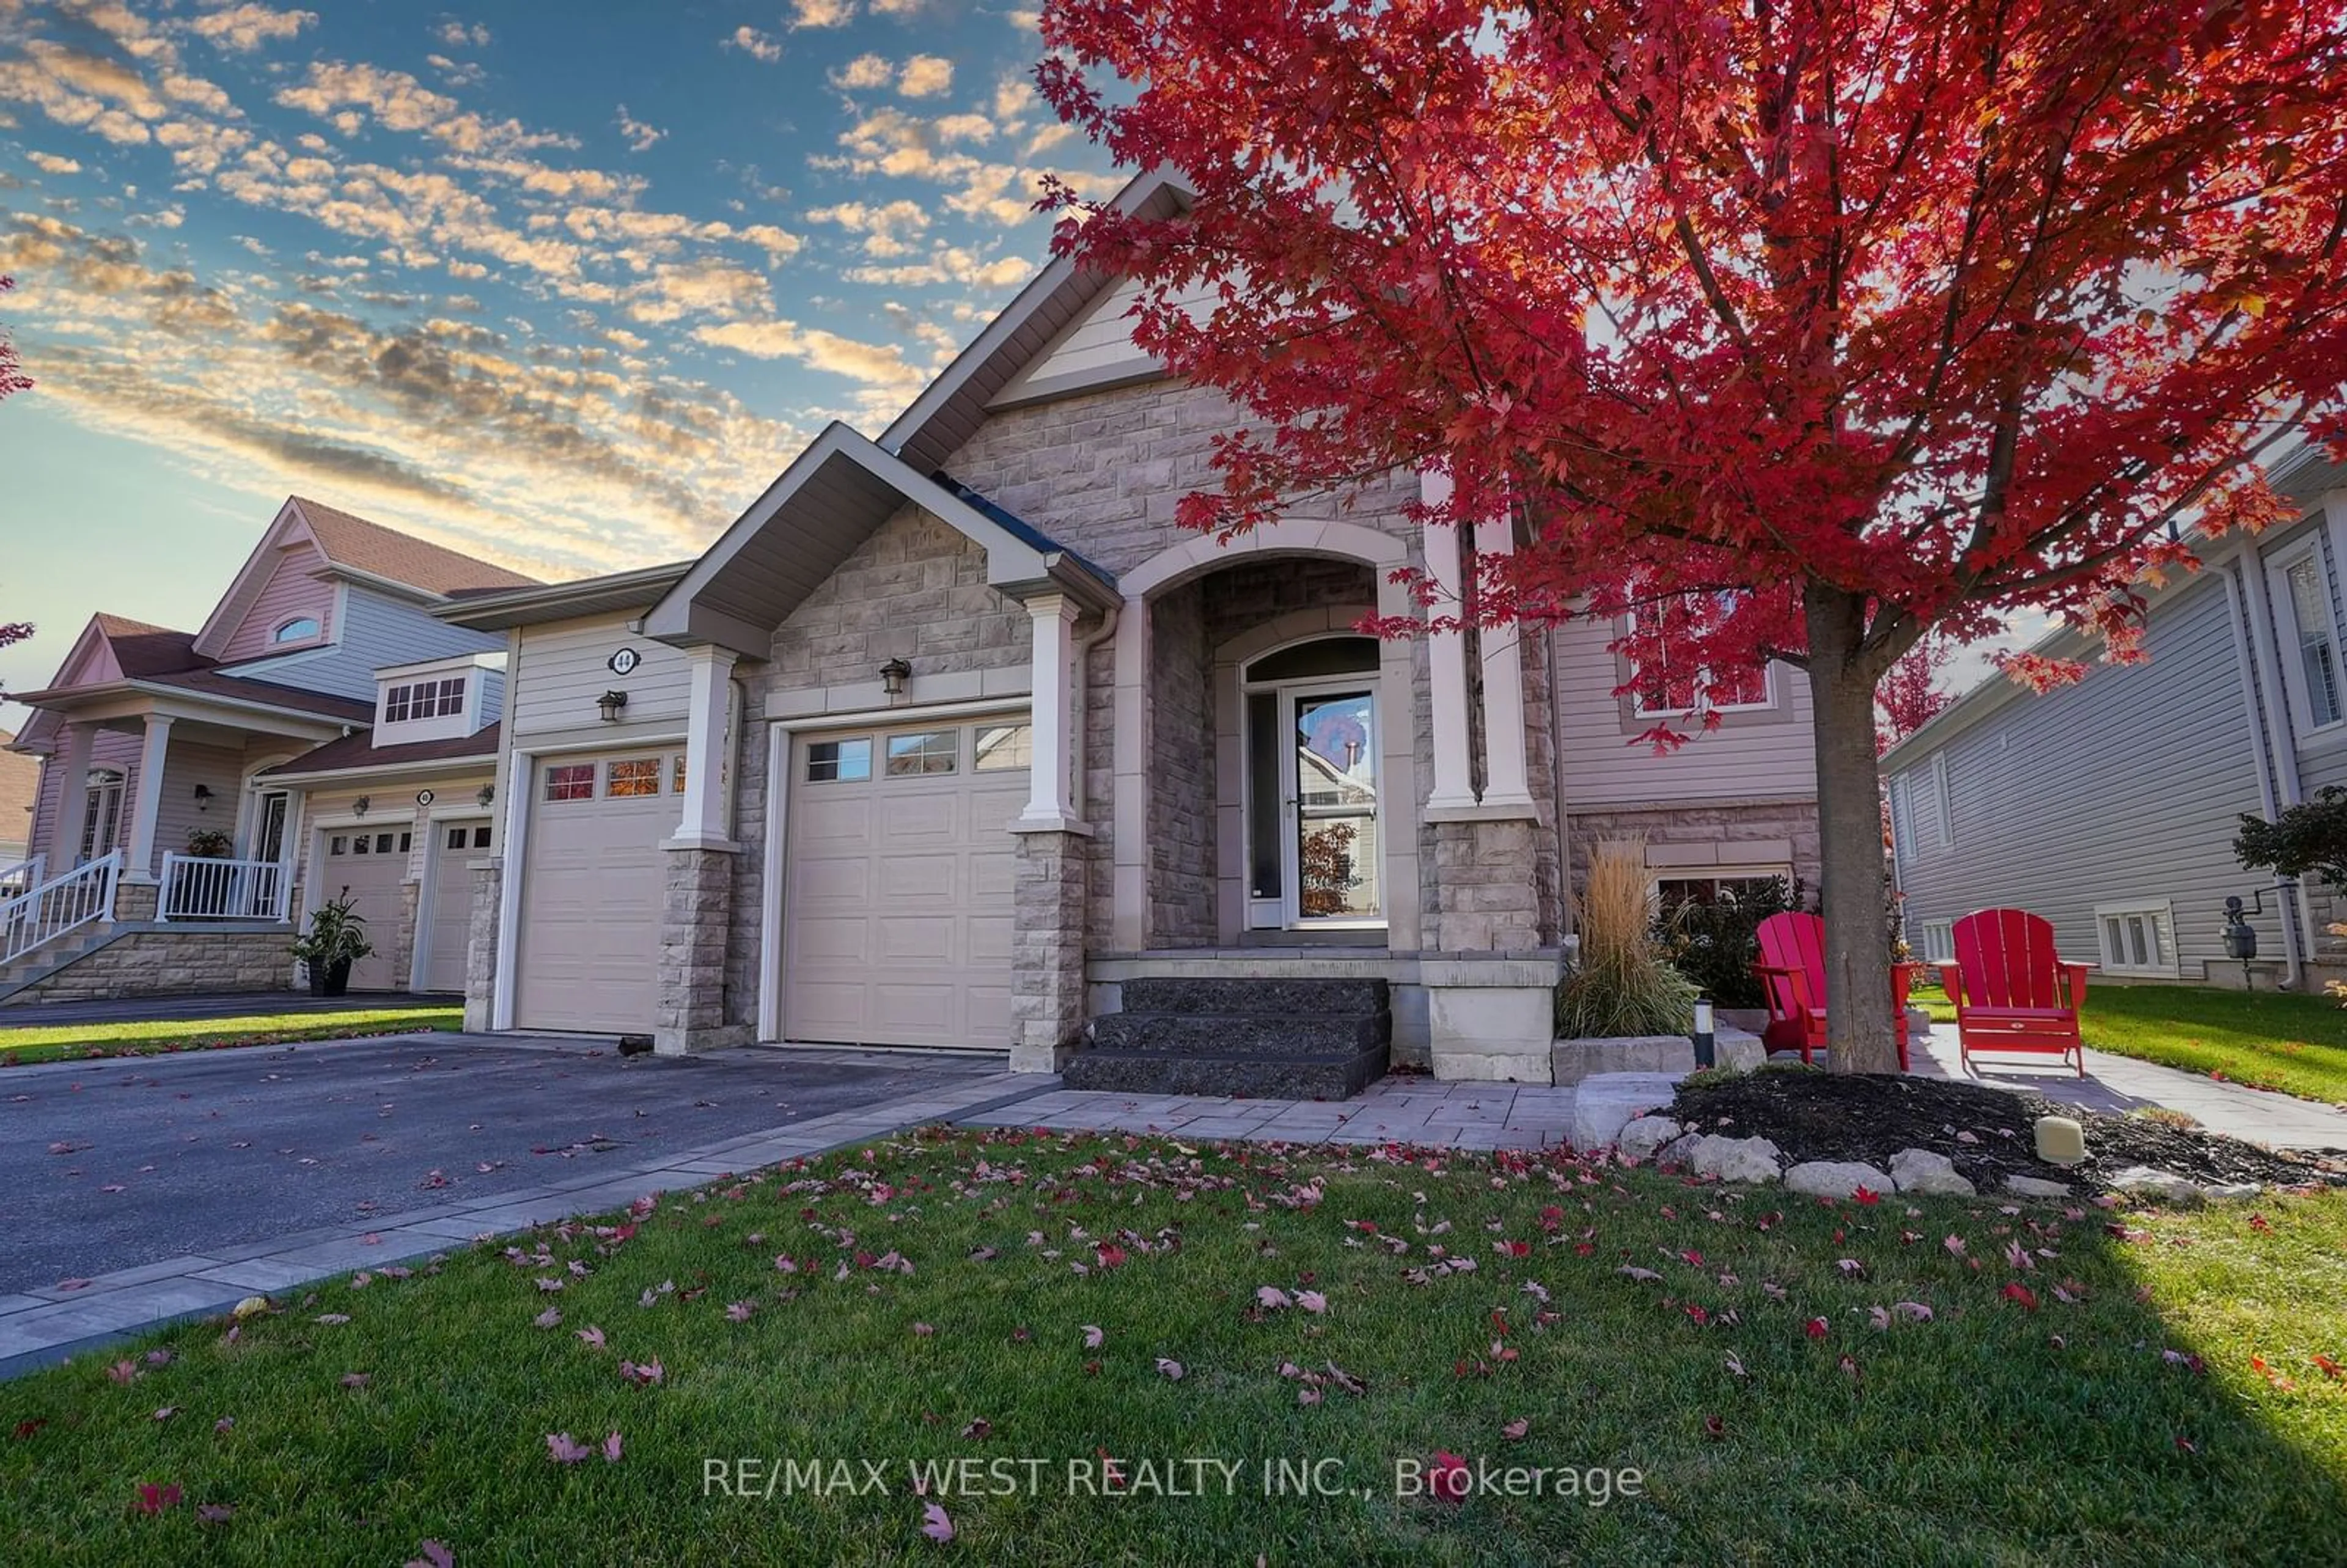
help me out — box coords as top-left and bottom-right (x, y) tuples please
(1118, 976), (1389, 1017)
(1060, 1044), (1389, 1100)
(1090, 1010), (1389, 1058)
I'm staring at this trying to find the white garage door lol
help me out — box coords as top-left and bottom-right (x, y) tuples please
(317, 826), (411, 992)
(513, 751), (675, 1033)
(422, 819), (493, 994)
(784, 718), (1027, 1049)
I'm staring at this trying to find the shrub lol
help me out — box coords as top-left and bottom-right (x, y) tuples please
(2235, 788), (2347, 885)
(1558, 838), (1700, 1038)
(1656, 876), (1810, 1008)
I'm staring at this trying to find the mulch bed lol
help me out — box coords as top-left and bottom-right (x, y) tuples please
(1669, 1069), (2346, 1191)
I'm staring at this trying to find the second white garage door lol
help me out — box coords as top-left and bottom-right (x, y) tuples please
(422, 819), (493, 993)
(784, 719), (1026, 1049)
(317, 826), (411, 992)
(513, 751), (674, 1034)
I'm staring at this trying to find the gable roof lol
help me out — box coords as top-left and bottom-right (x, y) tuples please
(642, 423), (1117, 654)
(192, 496), (540, 659)
(881, 168), (1193, 474)
(291, 497), (542, 597)
(92, 614), (205, 679)
(434, 560), (694, 632)
(260, 721), (502, 782)
(12, 609), (376, 730)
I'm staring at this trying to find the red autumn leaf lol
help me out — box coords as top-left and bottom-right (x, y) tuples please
(1096, 1243), (1127, 1269)
(2002, 1283), (2040, 1311)
(133, 1482), (182, 1515)
(1703, 1414), (1727, 1441)
(2314, 1354), (2345, 1382)
(1804, 1317), (1829, 1340)
(1428, 1452), (1470, 1503)
(1853, 1187), (1882, 1207)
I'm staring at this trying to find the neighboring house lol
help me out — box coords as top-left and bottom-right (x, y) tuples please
(1881, 447), (2347, 993)
(447, 170), (1821, 1084)
(0, 731), (35, 871)
(1, 497), (537, 1004)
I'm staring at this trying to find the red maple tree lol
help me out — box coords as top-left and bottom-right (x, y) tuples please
(1038, 0), (2347, 1069)
(1876, 639), (1956, 754)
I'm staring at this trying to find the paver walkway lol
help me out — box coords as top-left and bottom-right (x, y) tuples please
(960, 1078), (1581, 1149)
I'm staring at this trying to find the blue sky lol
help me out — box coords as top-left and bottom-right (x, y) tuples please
(0, 0), (1120, 727)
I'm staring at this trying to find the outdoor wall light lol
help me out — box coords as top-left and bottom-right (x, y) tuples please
(598, 689), (630, 722)
(352, 796), (371, 818)
(477, 783), (496, 808)
(879, 658), (912, 697)
(193, 783), (215, 811)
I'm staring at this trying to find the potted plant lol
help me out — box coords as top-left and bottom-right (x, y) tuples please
(291, 888), (373, 997)
(185, 826), (234, 858)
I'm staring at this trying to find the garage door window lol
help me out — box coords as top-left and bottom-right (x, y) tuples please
(974, 723), (1030, 771)
(545, 763), (596, 802)
(886, 730), (960, 777)
(807, 738), (872, 783)
(607, 758), (662, 797)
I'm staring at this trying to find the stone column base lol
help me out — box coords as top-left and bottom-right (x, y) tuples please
(463, 860), (501, 1032)
(656, 846), (742, 1056)
(1423, 954), (1563, 1084)
(1010, 829), (1087, 1072)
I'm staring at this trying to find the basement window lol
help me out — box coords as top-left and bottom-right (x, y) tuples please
(2094, 901), (2180, 979)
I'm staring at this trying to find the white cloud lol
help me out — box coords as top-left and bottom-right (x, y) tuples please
(1006, 8), (1040, 29)
(788, 0), (856, 28)
(26, 150), (83, 175)
(870, 0), (929, 13)
(722, 26), (782, 62)
(829, 54), (893, 90)
(896, 55), (953, 98)
(433, 20), (493, 48)
(806, 197), (930, 257)
(276, 60), (575, 156)
(691, 317), (924, 397)
(186, 5), (317, 53)
(615, 103), (665, 153)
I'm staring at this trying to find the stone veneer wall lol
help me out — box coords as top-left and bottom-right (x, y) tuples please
(1012, 829), (1087, 1069)
(463, 860), (500, 1032)
(1146, 579), (1216, 946)
(1562, 799), (1823, 903)
(1519, 624), (1567, 945)
(4, 928), (298, 1004)
(938, 378), (1428, 958)
(1425, 818), (1547, 953)
(659, 847), (740, 1053)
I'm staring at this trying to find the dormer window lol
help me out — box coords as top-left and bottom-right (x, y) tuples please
(384, 676), (468, 724)
(273, 616), (320, 644)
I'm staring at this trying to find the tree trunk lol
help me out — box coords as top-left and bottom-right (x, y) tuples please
(1804, 584), (1901, 1074)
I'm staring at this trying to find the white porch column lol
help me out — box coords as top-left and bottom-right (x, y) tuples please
(50, 722), (95, 868)
(1420, 469), (1478, 811)
(1015, 593), (1086, 832)
(123, 715), (174, 879)
(1476, 521), (1538, 811)
(671, 644), (738, 848)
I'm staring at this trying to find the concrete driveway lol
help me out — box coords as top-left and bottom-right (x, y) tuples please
(0, 1033), (1019, 1298)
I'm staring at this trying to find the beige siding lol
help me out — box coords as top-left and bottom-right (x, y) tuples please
(509, 613), (693, 739)
(29, 728), (142, 865)
(987, 276), (1216, 406)
(149, 741), (247, 875)
(293, 770), (496, 896)
(1551, 616), (1816, 806)
(219, 550), (334, 664)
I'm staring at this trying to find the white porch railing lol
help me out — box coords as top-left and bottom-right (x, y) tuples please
(1, 851), (120, 970)
(0, 854), (43, 901)
(159, 854), (293, 923)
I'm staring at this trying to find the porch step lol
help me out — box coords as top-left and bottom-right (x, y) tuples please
(0, 925), (123, 1003)
(1063, 976), (1392, 1099)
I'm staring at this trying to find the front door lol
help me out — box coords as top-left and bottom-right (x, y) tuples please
(1282, 684), (1383, 927)
(249, 792), (290, 916)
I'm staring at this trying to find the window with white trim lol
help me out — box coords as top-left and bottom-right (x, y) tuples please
(2283, 552), (2344, 729)
(543, 763), (595, 803)
(1919, 919), (1955, 964)
(1653, 866), (1791, 917)
(1891, 755), (1952, 862)
(2094, 901), (2180, 978)
(273, 616), (320, 644)
(1627, 594), (1772, 714)
(383, 676), (468, 724)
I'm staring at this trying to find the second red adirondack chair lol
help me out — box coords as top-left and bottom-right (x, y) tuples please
(1750, 910), (1912, 1071)
(1937, 907), (2092, 1077)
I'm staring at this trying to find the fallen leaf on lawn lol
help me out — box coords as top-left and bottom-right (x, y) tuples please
(1853, 1187), (1882, 1206)
(1893, 1302), (1934, 1322)
(1296, 1290), (1328, 1314)
(133, 1482), (182, 1515)
(1942, 1236), (1967, 1258)
(1804, 1317), (1829, 1340)
(151, 1406), (178, 1423)
(534, 1307), (562, 1329)
(403, 1541), (455, 1568)
(15, 1418), (48, 1440)
(1324, 1361), (1366, 1395)
(1082, 1324), (1104, 1349)
(340, 1373), (370, 1389)
(214, 1418), (234, 1434)
(725, 1301), (756, 1322)
(577, 1326), (606, 1350)
(961, 1417), (991, 1440)
(196, 1504), (233, 1524)
(1502, 1418), (1529, 1440)
(1428, 1452), (1469, 1503)
(55, 1278), (93, 1292)
(1724, 1354), (1747, 1377)
(232, 1296), (270, 1321)
(603, 1431), (624, 1464)
(315, 1313), (351, 1325)
(1096, 1243), (1127, 1269)
(1155, 1357), (1185, 1381)
(619, 1359), (664, 1387)
(106, 1360), (138, 1384)
(922, 1501), (955, 1543)
(1255, 1286), (1293, 1311)
(2001, 1283), (2040, 1312)
(546, 1432), (592, 1464)
(1617, 1266), (1662, 1284)
(2315, 1354), (2344, 1382)
(1703, 1415), (1727, 1440)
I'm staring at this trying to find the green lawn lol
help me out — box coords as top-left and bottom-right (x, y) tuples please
(1912, 978), (2347, 1105)
(3, 1129), (2342, 1565)
(0, 1008), (461, 1068)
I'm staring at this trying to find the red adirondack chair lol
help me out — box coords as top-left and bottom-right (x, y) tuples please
(1750, 911), (1912, 1071)
(1937, 907), (2092, 1077)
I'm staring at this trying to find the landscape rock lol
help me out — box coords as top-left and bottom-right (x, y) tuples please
(1713, 1027), (1766, 1075)
(1784, 1160), (1895, 1200)
(1568, 1074), (1680, 1152)
(1674, 1134), (1783, 1184)
(2202, 1182), (2264, 1203)
(2033, 1115), (2088, 1167)
(2107, 1165), (2205, 1204)
(2003, 1174), (2071, 1198)
(1888, 1148), (1977, 1197)
(1615, 1116), (1684, 1163)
